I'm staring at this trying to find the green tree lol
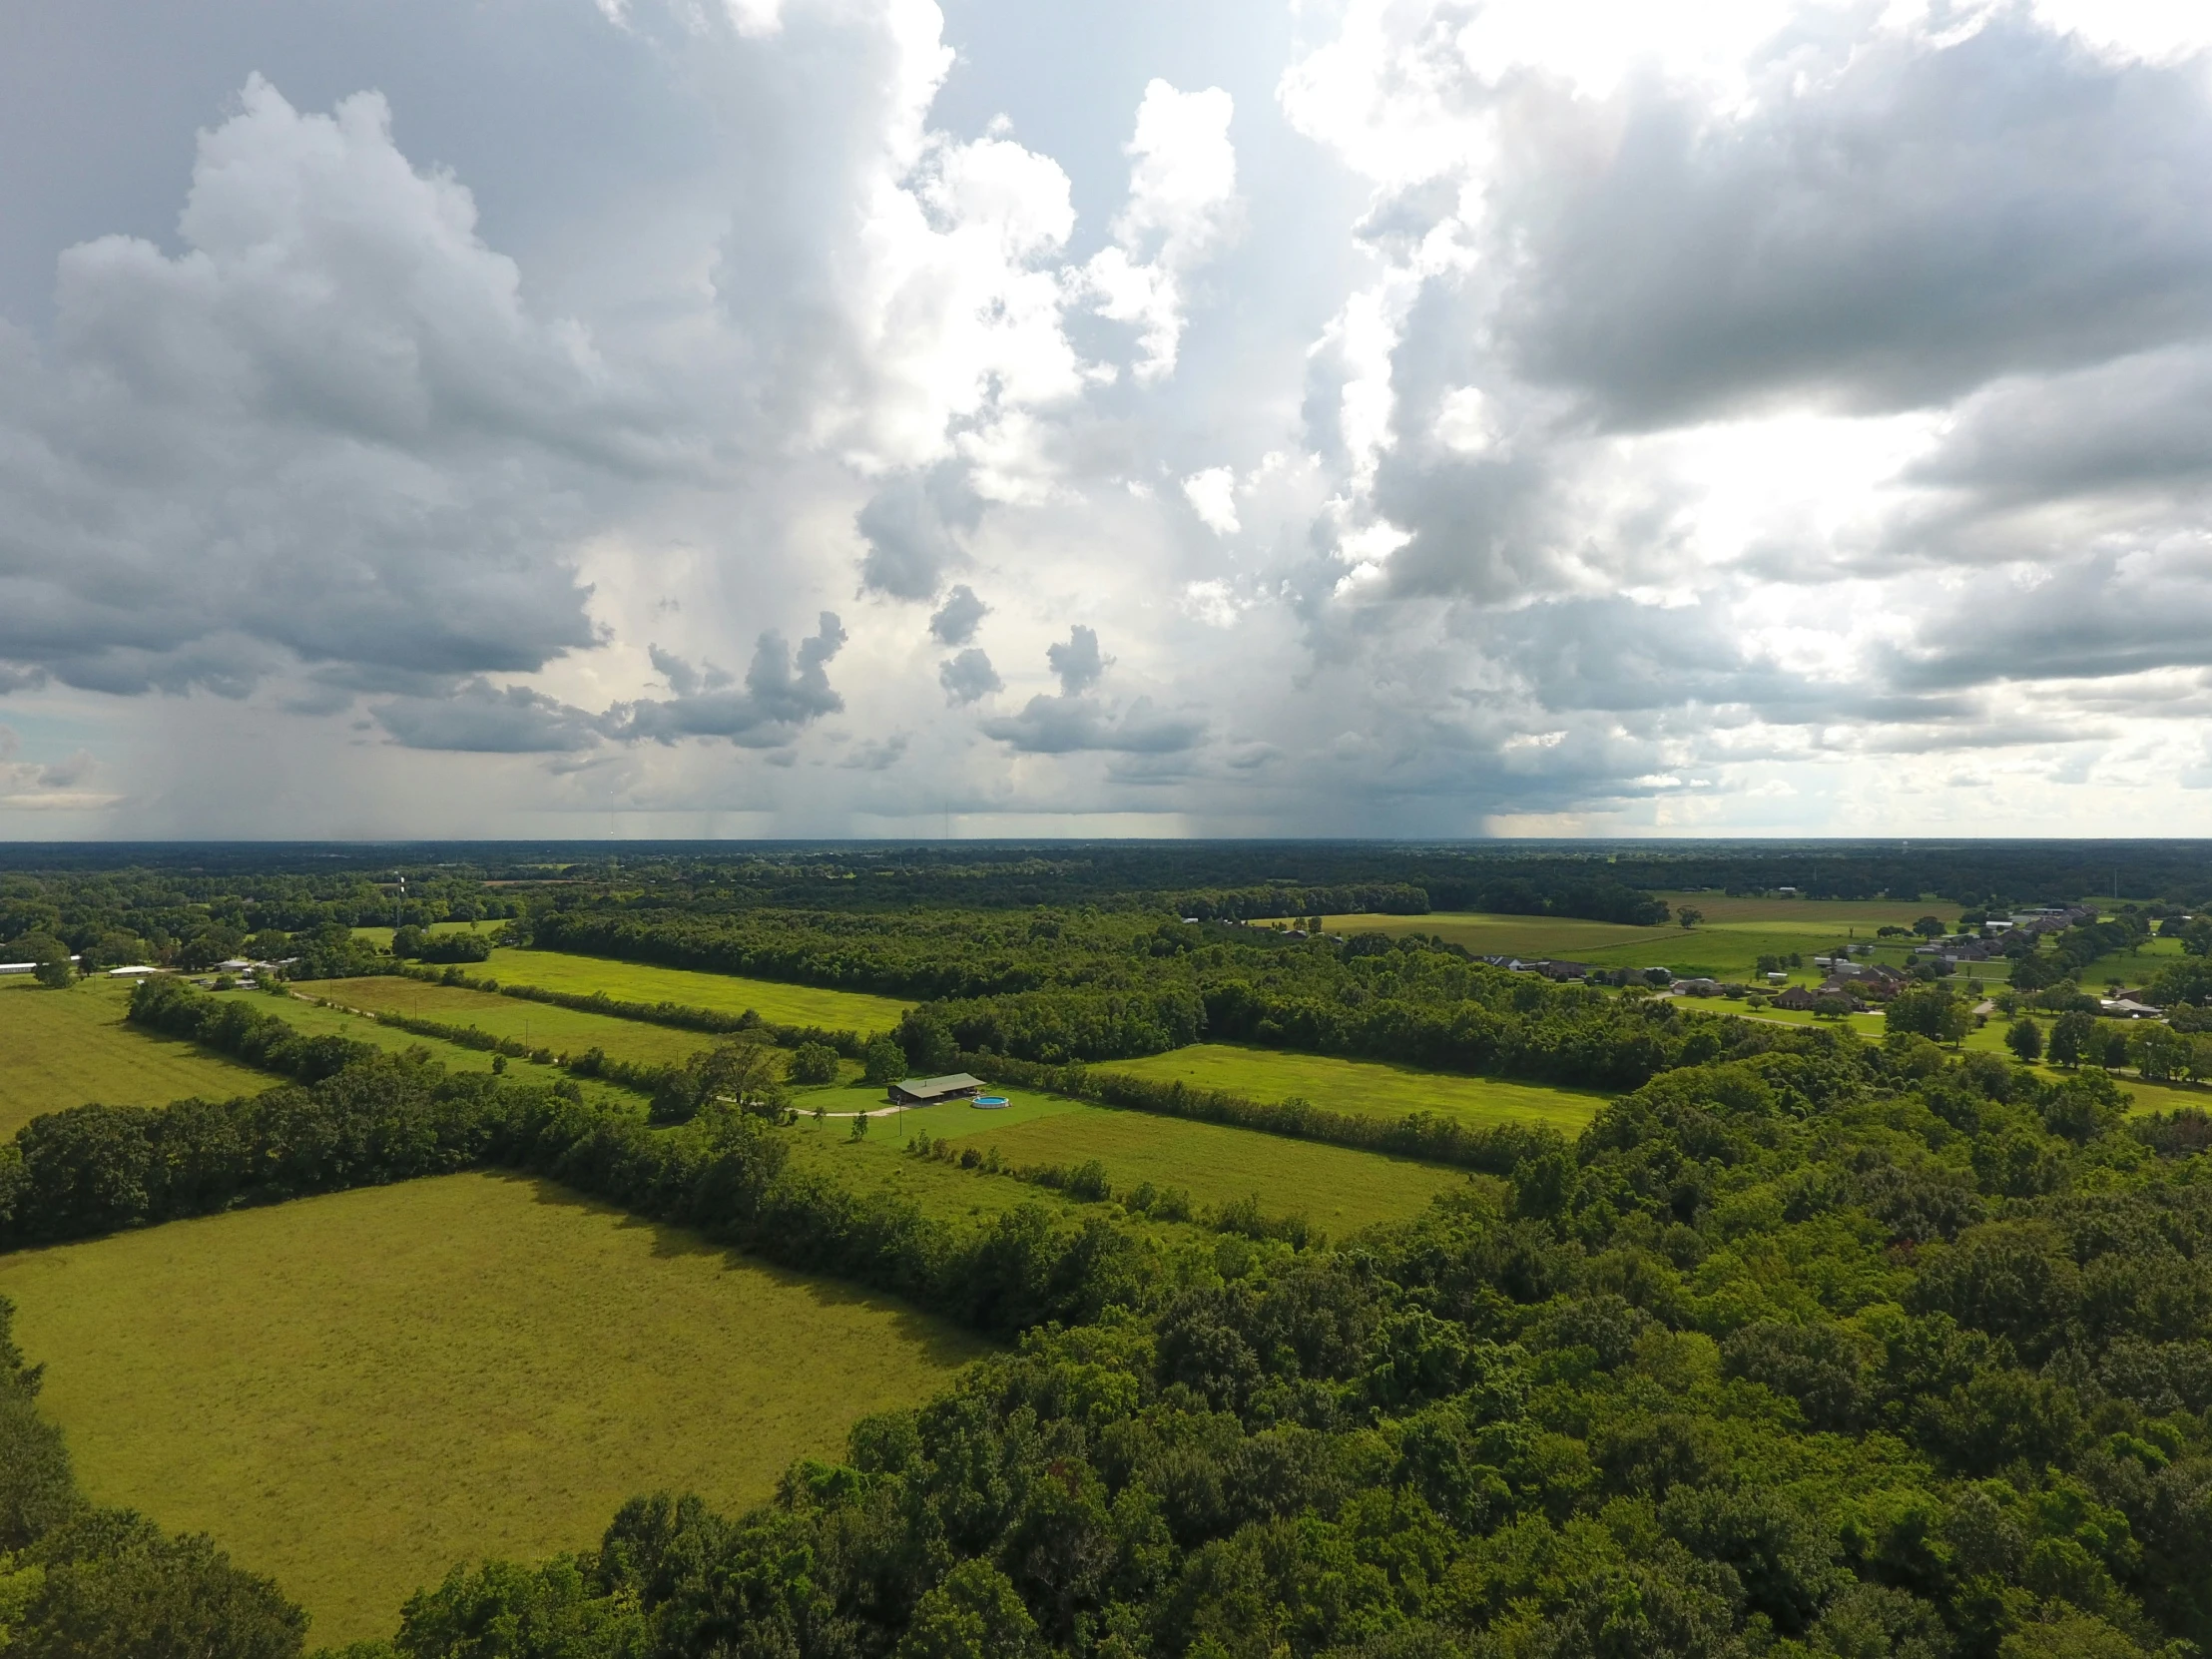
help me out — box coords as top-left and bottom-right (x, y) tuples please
(1677, 907), (1704, 930)
(1914, 915), (1946, 937)
(862, 1038), (907, 1087)
(2005, 1018), (2043, 1064)
(31, 957), (73, 989)
(789, 1042), (840, 1085)
(897, 1560), (1038, 1659)
(2047, 1010), (2095, 1068)
(2130, 1022), (2189, 1082)
(16, 1510), (306, 1659)
(1890, 986), (1967, 1045)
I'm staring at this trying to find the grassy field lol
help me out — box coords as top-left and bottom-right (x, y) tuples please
(1098, 1044), (1606, 1132)
(308, 978), (712, 1069)
(482, 948), (912, 1033)
(350, 929), (912, 1032)
(207, 989), (646, 1107)
(1329, 894), (1970, 985)
(777, 1087), (1473, 1235)
(0, 1172), (985, 1646)
(0, 978), (271, 1136)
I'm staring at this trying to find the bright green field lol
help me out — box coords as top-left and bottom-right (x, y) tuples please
(933, 1098), (1475, 1233)
(350, 930), (912, 1032)
(0, 978), (270, 1136)
(0, 1172), (984, 1646)
(309, 978), (711, 1068)
(482, 948), (912, 1033)
(1098, 1044), (1605, 1133)
(209, 990), (645, 1107)
(778, 1087), (1471, 1235)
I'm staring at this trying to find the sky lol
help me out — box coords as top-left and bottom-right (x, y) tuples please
(4, 0), (2212, 839)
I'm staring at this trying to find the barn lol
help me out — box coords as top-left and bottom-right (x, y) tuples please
(885, 1072), (985, 1106)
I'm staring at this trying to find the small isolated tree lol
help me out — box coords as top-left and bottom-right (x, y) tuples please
(32, 954), (73, 990)
(2005, 1017), (2043, 1064)
(1913, 915), (1946, 937)
(1677, 907), (1704, 931)
(789, 1042), (839, 1085)
(848, 1108), (870, 1141)
(1812, 994), (1855, 1020)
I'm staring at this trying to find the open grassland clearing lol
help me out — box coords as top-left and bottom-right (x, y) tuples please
(0, 978), (270, 1137)
(1096, 1043), (1605, 1134)
(1329, 894), (1971, 985)
(0, 1172), (986, 1647)
(352, 920), (507, 947)
(479, 946), (913, 1032)
(310, 977), (710, 1068)
(920, 1098), (1477, 1235)
(209, 990), (646, 1106)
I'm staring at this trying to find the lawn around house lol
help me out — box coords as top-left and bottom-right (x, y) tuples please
(0, 1171), (986, 1647)
(0, 977), (271, 1136)
(1097, 1043), (1607, 1134)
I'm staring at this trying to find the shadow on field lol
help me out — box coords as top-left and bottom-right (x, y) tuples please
(501, 1171), (990, 1363)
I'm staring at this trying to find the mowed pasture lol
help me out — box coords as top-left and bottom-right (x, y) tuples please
(921, 1098), (1475, 1233)
(0, 1172), (986, 1646)
(1329, 892), (1968, 984)
(209, 990), (647, 1106)
(308, 978), (711, 1068)
(481, 947), (913, 1033)
(0, 978), (270, 1136)
(1098, 1044), (1605, 1134)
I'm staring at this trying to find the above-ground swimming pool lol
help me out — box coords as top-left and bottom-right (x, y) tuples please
(972, 1095), (1010, 1109)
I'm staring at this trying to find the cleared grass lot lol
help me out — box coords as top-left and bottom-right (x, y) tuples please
(483, 948), (913, 1032)
(0, 978), (269, 1136)
(209, 990), (647, 1107)
(309, 977), (709, 1068)
(0, 1172), (985, 1646)
(1097, 1043), (1606, 1133)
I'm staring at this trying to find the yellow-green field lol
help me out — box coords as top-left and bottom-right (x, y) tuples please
(482, 948), (912, 1033)
(308, 978), (711, 1068)
(0, 1173), (985, 1646)
(1098, 1044), (1606, 1133)
(0, 978), (270, 1136)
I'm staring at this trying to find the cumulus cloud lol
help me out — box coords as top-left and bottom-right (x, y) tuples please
(1047, 624), (1107, 694)
(938, 647), (1002, 706)
(1183, 467), (1240, 535)
(0, 75), (639, 701)
(374, 681), (606, 753)
(928, 584), (989, 646)
(856, 465), (983, 599)
(1084, 81), (1240, 381)
(614, 613), (846, 747)
(980, 695), (1205, 755)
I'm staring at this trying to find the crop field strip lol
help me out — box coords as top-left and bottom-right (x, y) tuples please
(0, 1171), (986, 1647)
(0, 978), (271, 1136)
(1096, 1043), (1606, 1134)
(308, 976), (715, 1067)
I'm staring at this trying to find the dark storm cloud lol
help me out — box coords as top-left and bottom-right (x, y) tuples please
(1487, 19), (2212, 425)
